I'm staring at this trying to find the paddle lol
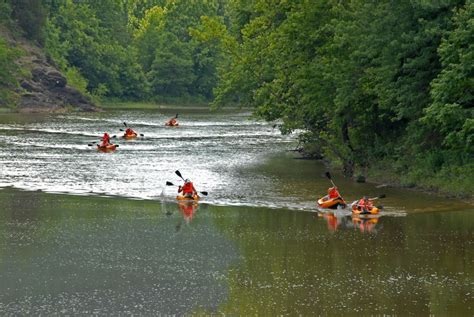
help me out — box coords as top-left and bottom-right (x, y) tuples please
(175, 170), (185, 181)
(369, 194), (386, 200)
(325, 171), (337, 188)
(166, 181), (208, 196)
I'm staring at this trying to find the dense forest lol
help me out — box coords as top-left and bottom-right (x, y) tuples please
(0, 0), (472, 196)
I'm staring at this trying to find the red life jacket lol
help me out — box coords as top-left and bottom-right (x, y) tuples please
(358, 199), (373, 209)
(181, 182), (195, 194)
(101, 134), (110, 146)
(328, 187), (340, 199)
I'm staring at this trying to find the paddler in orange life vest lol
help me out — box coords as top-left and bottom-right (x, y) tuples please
(124, 127), (136, 136)
(178, 179), (198, 198)
(101, 132), (111, 147)
(357, 196), (373, 212)
(328, 186), (341, 199)
(167, 117), (178, 126)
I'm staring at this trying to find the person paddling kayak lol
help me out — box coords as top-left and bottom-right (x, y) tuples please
(100, 132), (111, 147)
(124, 127), (136, 136)
(355, 196), (374, 212)
(166, 114), (179, 126)
(123, 127), (138, 139)
(317, 186), (346, 209)
(328, 186), (341, 199)
(178, 179), (198, 198)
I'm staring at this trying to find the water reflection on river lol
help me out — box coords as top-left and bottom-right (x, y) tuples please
(0, 109), (472, 315)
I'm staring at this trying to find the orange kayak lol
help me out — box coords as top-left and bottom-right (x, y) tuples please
(165, 121), (179, 127)
(97, 144), (118, 152)
(176, 194), (199, 201)
(123, 133), (137, 139)
(351, 202), (380, 215)
(317, 196), (346, 209)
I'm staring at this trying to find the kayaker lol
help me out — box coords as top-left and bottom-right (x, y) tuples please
(125, 127), (136, 136)
(328, 186), (341, 199)
(166, 117), (178, 126)
(357, 196), (373, 212)
(178, 179), (198, 198)
(100, 132), (111, 147)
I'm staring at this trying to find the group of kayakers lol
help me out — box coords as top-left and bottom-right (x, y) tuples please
(95, 115), (179, 151)
(318, 178), (383, 215)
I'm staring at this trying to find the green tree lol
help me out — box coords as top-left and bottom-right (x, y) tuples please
(147, 32), (195, 97)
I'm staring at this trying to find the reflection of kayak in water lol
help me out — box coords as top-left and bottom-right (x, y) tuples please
(178, 200), (198, 222)
(319, 212), (340, 231)
(176, 194), (200, 201)
(352, 216), (380, 233)
(317, 196), (346, 209)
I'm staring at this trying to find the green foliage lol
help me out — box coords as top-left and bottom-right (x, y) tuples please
(202, 0), (472, 193)
(64, 66), (89, 95)
(44, 0), (147, 99)
(147, 32), (195, 97)
(9, 0), (47, 43)
(0, 36), (20, 105)
(422, 2), (474, 157)
(0, 1), (12, 24)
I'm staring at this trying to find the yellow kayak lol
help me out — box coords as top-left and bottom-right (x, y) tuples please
(176, 194), (200, 201)
(352, 203), (380, 215)
(317, 196), (346, 209)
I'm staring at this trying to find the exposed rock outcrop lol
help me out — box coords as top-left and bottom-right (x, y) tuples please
(18, 65), (97, 113)
(3, 28), (99, 113)
(17, 59), (98, 113)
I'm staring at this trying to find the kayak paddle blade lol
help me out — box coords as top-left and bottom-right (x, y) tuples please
(175, 170), (184, 180)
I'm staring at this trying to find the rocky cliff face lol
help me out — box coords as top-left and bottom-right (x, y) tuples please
(18, 59), (98, 113)
(3, 29), (99, 113)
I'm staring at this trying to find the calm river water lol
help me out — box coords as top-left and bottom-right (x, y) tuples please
(0, 109), (472, 315)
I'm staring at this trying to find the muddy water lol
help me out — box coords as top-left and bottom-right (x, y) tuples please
(0, 109), (472, 314)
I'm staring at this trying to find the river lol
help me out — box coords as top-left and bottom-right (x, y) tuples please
(0, 109), (472, 315)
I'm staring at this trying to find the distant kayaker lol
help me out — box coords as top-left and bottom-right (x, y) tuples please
(125, 127), (136, 136)
(166, 117), (178, 126)
(101, 132), (111, 147)
(178, 179), (198, 198)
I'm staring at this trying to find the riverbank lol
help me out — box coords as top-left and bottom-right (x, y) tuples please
(329, 158), (474, 203)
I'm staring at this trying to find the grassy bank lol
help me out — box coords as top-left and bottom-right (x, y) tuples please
(365, 159), (474, 201)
